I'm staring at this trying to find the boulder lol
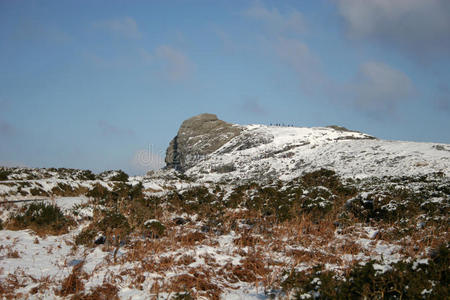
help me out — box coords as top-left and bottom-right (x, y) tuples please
(165, 113), (242, 171)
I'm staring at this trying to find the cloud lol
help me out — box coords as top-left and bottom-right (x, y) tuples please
(93, 17), (142, 39)
(242, 2), (415, 116)
(346, 61), (414, 113)
(243, 0), (306, 35)
(98, 120), (134, 137)
(337, 0), (450, 59)
(241, 97), (267, 115)
(242, 2), (325, 93)
(155, 45), (195, 81)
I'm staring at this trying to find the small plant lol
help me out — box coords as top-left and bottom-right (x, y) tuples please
(77, 211), (130, 246)
(8, 202), (72, 235)
(87, 183), (109, 200)
(144, 219), (165, 238)
(30, 187), (48, 196)
(82, 282), (119, 299)
(78, 169), (96, 180)
(110, 170), (129, 182)
(75, 229), (97, 246)
(172, 292), (194, 300)
(0, 169), (10, 181)
(282, 243), (450, 299)
(57, 262), (86, 296)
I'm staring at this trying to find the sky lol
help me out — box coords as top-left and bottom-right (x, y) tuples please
(1, 0), (449, 175)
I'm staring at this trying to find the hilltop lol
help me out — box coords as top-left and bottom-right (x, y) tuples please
(165, 114), (449, 183)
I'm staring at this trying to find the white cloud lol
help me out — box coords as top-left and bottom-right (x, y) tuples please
(337, 0), (450, 59)
(155, 45), (195, 81)
(348, 61), (414, 112)
(93, 17), (142, 39)
(243, 0), (306, 35)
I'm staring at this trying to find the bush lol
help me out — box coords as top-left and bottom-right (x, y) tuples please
(0, 169), (10, 181)
(110, 170), (129, 182)
(129, 182), (144, 201)
(87, 183), (109, 200)
(77, 211), (130, 246)
(172, 292), (194, 300)
(97, 211), (130, 233)
(282, 243), (449, 299)
(8, 202), (72, 235)
(0, 219), (3, 230)
(78, 169), (96, 180)
(144, 219), (165, 238)
(30, 187), (49, 197)
(75, 228), (97, 246)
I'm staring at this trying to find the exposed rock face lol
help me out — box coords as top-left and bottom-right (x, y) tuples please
(165, 113), (242, 171)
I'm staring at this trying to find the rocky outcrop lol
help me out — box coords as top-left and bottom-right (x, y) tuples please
(165, 113), (242, 171)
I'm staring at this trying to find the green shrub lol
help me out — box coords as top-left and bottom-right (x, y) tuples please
(79, 170), (96, 180)
(0, 169), (10, 181)
(282, 243), (449, 299)
(0, 219), (3, 230)
(76, 211), (131, 246)
(110, 170), (129, 182)
(144, 219), (165, 238)
(87, 183), (109, 200)
(97, 211), (130, 232)
(171, 292), (194, 300)
(8, 202), (72, 235)
(75, 228), (96, 246)
(51, 183), (80, 196)
(128, 182), (144, 201)
(30, 187), (48, 196)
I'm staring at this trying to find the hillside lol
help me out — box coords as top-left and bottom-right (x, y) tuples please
(0, 114), (449, 299)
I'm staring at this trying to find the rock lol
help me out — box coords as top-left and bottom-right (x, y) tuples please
(68, 259), (84, 267)
(173, 217), (188, 225)
(165, 113), (242, 171)
(94, 235), (106, 245)
(200, 225), (210, 233)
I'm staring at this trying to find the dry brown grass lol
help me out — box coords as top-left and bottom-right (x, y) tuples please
(168, 272), (221, 300)
(6, 248), (20, 258)
(76, 283), (119, 300)
(177, 231), (206, 247)
(233, 230), (262, 248)
(57, 262), (86, 297)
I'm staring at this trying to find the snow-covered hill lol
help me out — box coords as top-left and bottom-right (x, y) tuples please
(184, 124), (449, 183)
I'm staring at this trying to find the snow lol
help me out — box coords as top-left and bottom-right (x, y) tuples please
(185, 125), (450, 183)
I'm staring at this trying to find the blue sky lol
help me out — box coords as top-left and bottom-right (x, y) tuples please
(1, 0), (449, 175)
